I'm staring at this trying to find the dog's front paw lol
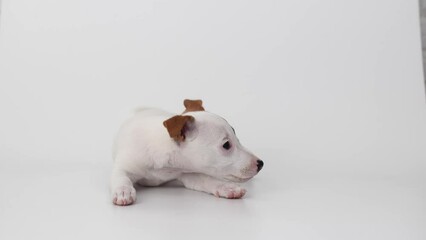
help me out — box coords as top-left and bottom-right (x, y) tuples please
(214, 184), (246, 199)
(112, 186), (136, 206)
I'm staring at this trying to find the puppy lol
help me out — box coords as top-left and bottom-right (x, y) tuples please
(110, 99), (264, 206)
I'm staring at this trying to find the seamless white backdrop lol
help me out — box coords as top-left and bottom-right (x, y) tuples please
(0, 0), (425, 240)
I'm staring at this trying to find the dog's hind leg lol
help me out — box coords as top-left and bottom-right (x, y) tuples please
(110, 166), (137, 206)
(178, 173), (246, 199)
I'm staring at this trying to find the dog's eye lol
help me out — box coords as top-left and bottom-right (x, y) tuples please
(222, 141), (231, 150)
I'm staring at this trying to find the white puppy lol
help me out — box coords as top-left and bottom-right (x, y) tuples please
(110, 99), (264, 206)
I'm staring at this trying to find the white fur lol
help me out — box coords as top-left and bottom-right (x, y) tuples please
(110, 108), (261, 206)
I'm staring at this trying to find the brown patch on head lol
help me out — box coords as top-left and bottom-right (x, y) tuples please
(183, 99), (205, 114)
(163, 115), (195, 142)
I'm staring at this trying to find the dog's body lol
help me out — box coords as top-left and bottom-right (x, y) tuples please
(111, 100), (263, 206)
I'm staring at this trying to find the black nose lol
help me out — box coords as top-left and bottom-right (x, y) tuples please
(256, 160), (264, 172)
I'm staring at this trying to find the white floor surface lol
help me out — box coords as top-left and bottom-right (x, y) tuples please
(1, 151), (425, 240)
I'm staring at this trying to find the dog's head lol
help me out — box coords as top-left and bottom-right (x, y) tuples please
(163, 99), (263, 182)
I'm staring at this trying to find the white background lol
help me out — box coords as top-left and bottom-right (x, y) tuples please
(0, 0), (426, 239)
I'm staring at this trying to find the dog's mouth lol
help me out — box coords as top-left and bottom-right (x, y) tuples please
(225, 175), (253, 183)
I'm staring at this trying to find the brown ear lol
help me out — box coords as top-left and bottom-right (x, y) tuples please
(163, 115), (195, 142)
(183, 99), (205, 113)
